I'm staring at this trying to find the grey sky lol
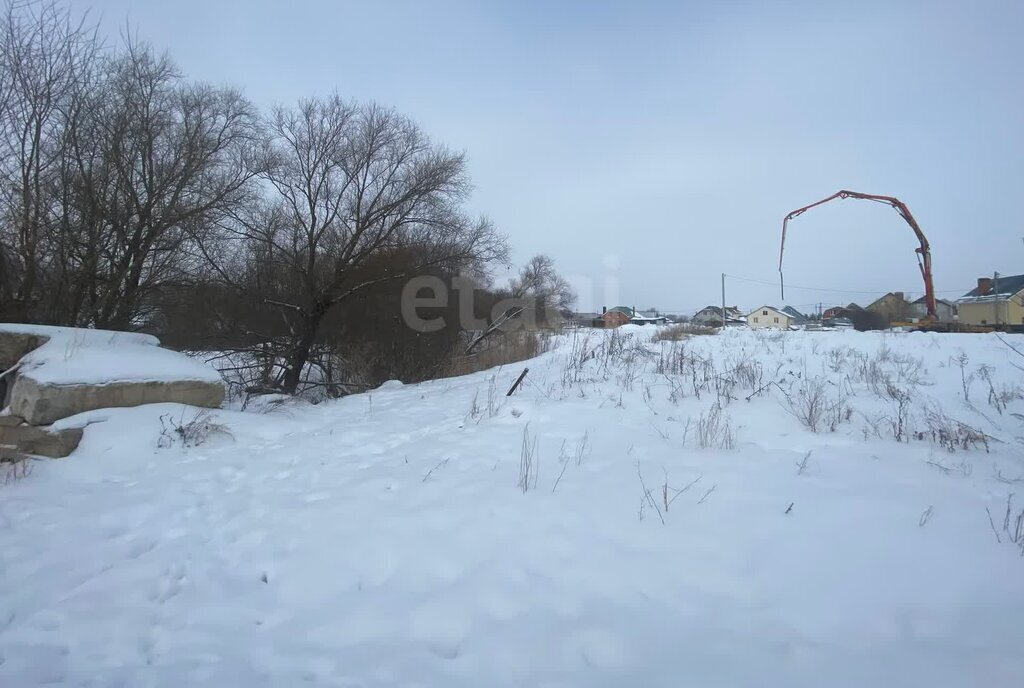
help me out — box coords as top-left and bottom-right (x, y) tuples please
(69, 0), (1023, 314)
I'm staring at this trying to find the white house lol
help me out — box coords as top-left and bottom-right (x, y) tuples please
(910, 296), (956, 323)
(746, 305), (792, 329)
(693, 305), (744, 326)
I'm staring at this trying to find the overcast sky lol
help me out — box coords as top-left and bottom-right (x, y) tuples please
(68, 0), (1024, 314)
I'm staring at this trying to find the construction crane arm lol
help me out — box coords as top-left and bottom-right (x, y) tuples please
(778, 190), (936, 319)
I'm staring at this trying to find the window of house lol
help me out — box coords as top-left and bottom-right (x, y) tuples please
(762, 310), (768, 315)
(981, 320), (987, 325)
(774, 317), (779, 323)
(753, 317), (759, 323)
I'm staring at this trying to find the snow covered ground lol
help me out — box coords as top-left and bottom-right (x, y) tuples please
(2, 326), (1024, 687)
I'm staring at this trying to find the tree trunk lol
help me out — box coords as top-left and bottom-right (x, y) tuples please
(281, 304), (327, 395)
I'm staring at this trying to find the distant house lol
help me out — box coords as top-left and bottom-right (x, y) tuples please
(956, 274), (1024, 327)
(568, 312), (601, 328)
(909, 297), (956, 323)
(822, 303), (862, 320)
(635, 309), (669, 324)
(600, 306), (669, 328)
(746, 305), (793, 329)
(601, 306), (634, 328)
(780, 306), (808, 325)
(692, 305), (744, 327)
(866, 292), (913, 323)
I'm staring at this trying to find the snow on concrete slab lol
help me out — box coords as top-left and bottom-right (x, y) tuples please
(1, 327), (1023, 686)
(19, 341), (223, 386)
(0, 322), (157, 346)
(0, 323), (221, 386)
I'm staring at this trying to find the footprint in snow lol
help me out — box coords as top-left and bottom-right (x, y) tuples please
(126, 538), (157, 559)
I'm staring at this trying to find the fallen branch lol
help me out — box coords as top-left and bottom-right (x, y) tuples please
(263, 298), (304, 312)
(465, 306), (526, 354)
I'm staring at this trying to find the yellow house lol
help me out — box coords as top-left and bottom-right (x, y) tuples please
(746, 305), (792, 329)
(956, 275), (1024, 327)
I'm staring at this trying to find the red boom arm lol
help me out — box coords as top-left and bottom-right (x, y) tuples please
(778, 190), (936, 319)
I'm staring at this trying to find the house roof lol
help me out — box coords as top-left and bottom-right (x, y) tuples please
(911, 296), (954, 307)
(959, 274), (1024, 301)
(867, 292), (911, 310)
(780, 306), (808, 322)
(606, 306), (635, 315)
(696, 305), (741, 315)
(745, 305), (790, 318)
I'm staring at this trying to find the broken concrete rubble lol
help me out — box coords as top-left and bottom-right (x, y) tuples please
(0, 326), (225, 458)
(0, 422), (83, 458)
(8, 376), (225, 426)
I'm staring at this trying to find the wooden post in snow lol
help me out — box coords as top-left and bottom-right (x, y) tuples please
(506, 368), (529, 396)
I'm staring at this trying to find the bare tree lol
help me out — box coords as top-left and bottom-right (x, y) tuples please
(220, 96), (506, 393)
(508, 253), (576, 323)
(0, 0), (98, 319)
(57, 39), (263, 328)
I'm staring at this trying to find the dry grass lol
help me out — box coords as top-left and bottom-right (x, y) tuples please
(651, 323), (717, 342)
(921, 407), (990, 453)
(1, 457), (33, 486)
(518, 425), (540, 493)
(986, 494), (1024, 556)
(695, 402), (736, 449)
(445, 331), (553, 378)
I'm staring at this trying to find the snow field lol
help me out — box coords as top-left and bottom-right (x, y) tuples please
(1, 326), (1023, 686)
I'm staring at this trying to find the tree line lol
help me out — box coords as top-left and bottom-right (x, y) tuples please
(0, 1), (573, 395)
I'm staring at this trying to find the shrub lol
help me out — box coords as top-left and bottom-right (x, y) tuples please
(785, 376), (851, 433)
(158, 409), (233, 449)
(922, 407), (990, 453)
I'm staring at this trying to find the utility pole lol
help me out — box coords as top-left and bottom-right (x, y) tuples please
(721, 273), (726, 329)
(994, 271), (1002, 326)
